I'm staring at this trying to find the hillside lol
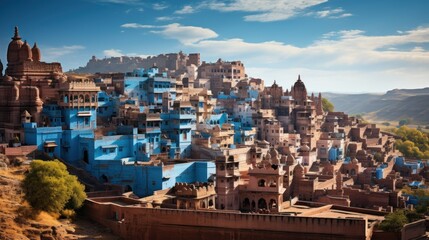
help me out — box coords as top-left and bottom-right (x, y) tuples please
(324, 88), (429, 125)
(0, 157), (119, 240)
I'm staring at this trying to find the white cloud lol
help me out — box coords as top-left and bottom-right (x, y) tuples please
(411, 46), (425, 52)
(152, 3), (168, 10)
(156, 16), (182, 21)
(308, 8), (352, 19)
(103, 49), (124, 57)
(93, 0), (142, 5)
(175, 5), (195, 14)
(43, 45), (85, 60)
(103, 49), (153, 58)
(121, 23), (156, 28)
(201, 0), (328, 22)
(151, 23), (218, 44)
(178, 26), (429, 73)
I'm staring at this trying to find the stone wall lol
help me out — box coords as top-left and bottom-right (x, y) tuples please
(85, 197), (370, 240)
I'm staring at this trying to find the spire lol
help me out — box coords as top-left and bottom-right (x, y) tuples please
(12, 26), (21, 40)
(32, 42), (41, 62)
(316, 92), (324, 115)
(298, 74), (301, 81)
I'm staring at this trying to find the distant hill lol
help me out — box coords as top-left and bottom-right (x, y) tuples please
(323, 88), (429, 125)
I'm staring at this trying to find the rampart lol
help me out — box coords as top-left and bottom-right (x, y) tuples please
(85, 197), (370, 240)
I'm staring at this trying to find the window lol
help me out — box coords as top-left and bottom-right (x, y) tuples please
(119, 146), (123, 152)
(109, 148), (115, 153)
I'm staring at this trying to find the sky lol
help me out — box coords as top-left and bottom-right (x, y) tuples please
(0, 0), (428, 93)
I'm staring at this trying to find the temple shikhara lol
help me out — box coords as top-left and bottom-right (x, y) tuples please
(1, 27), (427, 240)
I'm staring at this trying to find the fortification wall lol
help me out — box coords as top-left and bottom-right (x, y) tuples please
(85, 198), (369, 240)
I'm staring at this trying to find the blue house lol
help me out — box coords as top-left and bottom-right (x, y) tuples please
(161, 101), (196, 159)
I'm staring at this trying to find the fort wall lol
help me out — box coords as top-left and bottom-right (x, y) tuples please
(85, 197), (369, 240)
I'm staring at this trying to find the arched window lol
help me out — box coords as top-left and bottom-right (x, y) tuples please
(258, 179), (266, 187)
(269, 180), (277, 187)
(269, 199), (277, 209)
(242, 198), (250, 211)
(85, 94), (90, 103)
(79, 94), (84, 103)
(258, 198), (267, 210)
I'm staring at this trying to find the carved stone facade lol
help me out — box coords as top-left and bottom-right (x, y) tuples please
(0, 27), (66, 143)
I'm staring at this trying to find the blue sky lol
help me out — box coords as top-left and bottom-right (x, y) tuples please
(0, 0), (428, 93)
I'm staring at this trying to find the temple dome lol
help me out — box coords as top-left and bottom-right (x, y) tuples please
(291, 75), (307, 103)
(32, 42), (41, 61)
(19, 41), (32, 61)
(7, 27), (24, 63)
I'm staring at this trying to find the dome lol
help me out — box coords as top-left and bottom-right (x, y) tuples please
(7, 27), (24, 63)
(19, 41), (32, 61)
(292, 75), (307, 102)
(32, 42), (41, 61)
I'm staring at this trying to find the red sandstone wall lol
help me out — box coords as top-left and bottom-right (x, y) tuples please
(84, 198), (369, 240)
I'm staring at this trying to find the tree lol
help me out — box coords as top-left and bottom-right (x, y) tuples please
(322, 98), (334, 112)
(22, 160), (86, 213)
(394, 126), (429, 159)
(379, 210), (408, 232)
(399, 119), (410, 126)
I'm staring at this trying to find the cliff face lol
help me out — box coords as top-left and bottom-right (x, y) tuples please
(324, 88), (429, 124)
(70, 52), (198, 74)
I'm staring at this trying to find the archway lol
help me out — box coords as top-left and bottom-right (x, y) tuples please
(269, 199), (277, 210)
(208, 199), (214, 207)
(258, 179), (266, 187)
(101, 174), (108, 183)
(242, 198), (250, 211)
(83, 149), (89, 164)
(258, 198), (267, 210)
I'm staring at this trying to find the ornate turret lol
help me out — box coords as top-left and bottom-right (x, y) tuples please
(32, 42), (41, 62)
(7, 26), (24, 63)
(19, 41), (32, 61)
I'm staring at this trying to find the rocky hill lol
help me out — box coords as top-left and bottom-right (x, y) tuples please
(324, 88), (429, 125)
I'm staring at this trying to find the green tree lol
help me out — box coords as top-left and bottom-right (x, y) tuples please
(23, 160), (86, 213)
(399, 119), (410, 126)
(322, 98), (334, 112)
(394, 126), (429, 159)
(379, 210), (408, 232)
